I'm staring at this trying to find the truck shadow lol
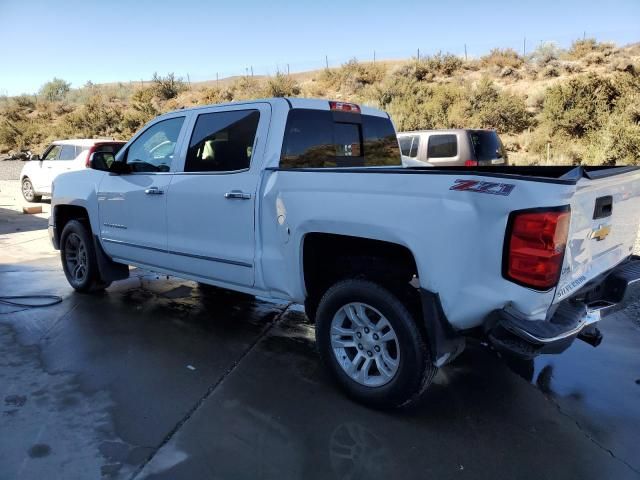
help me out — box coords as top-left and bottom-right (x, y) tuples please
(0, 207), (49, 235)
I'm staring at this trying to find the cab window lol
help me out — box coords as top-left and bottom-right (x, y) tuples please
(185, 110), (260, 172)
(125, 117), (185, 172)
(43, 145), (62, 161)
(58, 145), (77, 161)
(427, 134), (457, 158)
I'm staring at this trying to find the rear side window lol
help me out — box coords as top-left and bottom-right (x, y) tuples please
(185, 110), (260, 172)
(95, 143), (124, 154)
(58, 145), (77, 160)
(74, 146), (87, 157)
(399, 135), (419, 158)
(427, 134), (457, 158)
(469, 130), (503, 161)
(280, 109), (401, 168)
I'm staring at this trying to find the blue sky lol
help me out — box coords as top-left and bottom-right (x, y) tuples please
(1, 0), (639, 95)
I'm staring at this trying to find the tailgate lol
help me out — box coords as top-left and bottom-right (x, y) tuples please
(555, 168), (640, 302)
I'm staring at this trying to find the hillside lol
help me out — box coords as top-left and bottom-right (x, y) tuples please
(1, 39), (639, 166)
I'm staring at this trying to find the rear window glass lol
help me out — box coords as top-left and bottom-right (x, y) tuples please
(427, 134), (457, 158)
(185, 110), (260, 172)
(280, 109), (401, 168)
(59, 145), (77, 160)
(469, 130), (503, 161)
(399, 135), (419, 158)
(95, 143), (125, 154)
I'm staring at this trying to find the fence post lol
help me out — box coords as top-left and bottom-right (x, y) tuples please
(546, 141), (551, 165)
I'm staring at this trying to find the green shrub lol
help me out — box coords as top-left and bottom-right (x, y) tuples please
(130, 87), (158, 117)
(542, 74), (619, 137)
(198, 87), (234, 104)
(394, 61), (433, 82)
(530, 42), (564, 66)
(568, 38), (615, 60)
(319, 59), (386, 93)
(481, 48), (524, 69)
(232, 76), (262, 100)
(424, 52), (463, 75)
(39, 78), (71, 102)
(464, 78), (531, 133)
(61, 94), (123, 138)
(381, 77), (530, 134)
(263, 73), (301, 97)
(151, 72), (186, 100)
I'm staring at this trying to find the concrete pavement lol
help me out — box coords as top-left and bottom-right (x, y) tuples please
(1, 179), (639, 479)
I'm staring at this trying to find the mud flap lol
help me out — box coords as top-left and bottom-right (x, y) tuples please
(93, 235), (129, 282)
(419, 289), (465, 367)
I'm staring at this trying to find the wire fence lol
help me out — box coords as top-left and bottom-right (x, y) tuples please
(181, 28), (639, 85)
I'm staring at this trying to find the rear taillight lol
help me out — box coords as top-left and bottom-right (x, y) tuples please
(504, 207), (571, 290)
(85, 146), (96, 167)
(465, 160), (478, 167)
(329, 101), (361, 113)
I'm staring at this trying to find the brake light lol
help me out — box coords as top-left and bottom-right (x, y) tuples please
(329, 101), (361, 113)
(465, 160), (478, 167)
(504, 208), (571, 290)
(85, 145), (96, 167)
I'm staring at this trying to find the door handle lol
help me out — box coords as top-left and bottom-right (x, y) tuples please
(144, 187), (164, 195)
(224, 190), (251, 200)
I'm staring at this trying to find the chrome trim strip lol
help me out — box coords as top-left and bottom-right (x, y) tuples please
(103, 223), (127, 230)
(102, 238), (166, 254)
(102, 238), (252, 268)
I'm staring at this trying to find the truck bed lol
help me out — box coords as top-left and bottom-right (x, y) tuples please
(273, 165), (640, 184)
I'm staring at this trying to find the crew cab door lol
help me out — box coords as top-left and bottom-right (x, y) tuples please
(42, 144), (78, 194)
(165, 103), (270, 287)
(33, 144), (62, 191)
(97, 115), (187, 266)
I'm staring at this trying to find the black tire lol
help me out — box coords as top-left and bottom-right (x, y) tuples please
(60, 220), (111, 293)
(21, 177), (42, 203)
(197, 282), (254, 301)
(316, 279), (437, 409)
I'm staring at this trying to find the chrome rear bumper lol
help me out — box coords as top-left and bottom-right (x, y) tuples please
(486, 255), (640, 358)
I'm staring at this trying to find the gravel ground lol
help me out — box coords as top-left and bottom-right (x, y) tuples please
(0, 160), (26, 181)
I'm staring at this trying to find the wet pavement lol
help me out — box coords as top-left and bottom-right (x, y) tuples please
(1, 180), (640, 479)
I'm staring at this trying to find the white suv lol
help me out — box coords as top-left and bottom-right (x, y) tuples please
(20, 139), (125, 202)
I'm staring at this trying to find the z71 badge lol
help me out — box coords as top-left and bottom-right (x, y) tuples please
(449, 179), (515, 196)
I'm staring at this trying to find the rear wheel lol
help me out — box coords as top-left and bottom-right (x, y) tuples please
(21, 178), (41, 202)
(316, 279), (437, 408)
(60, 220), (110, 292)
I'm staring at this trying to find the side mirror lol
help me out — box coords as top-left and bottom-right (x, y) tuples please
(108, 160), (131, 175)
(88, 151), (115, 172)
(30, 154), (40, 161)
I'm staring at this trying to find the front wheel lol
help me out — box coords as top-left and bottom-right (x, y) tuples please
(60, 220), (111, 292)
(315, 279), (437, 408)
(21, 178), (42, 202)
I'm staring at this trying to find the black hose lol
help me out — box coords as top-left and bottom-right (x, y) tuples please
(0, 295), (63, 309)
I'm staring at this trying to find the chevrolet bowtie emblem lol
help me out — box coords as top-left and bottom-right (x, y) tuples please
(590, 224), (611, 241)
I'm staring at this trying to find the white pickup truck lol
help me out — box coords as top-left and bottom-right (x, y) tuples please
(49, 98), (640, 407)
